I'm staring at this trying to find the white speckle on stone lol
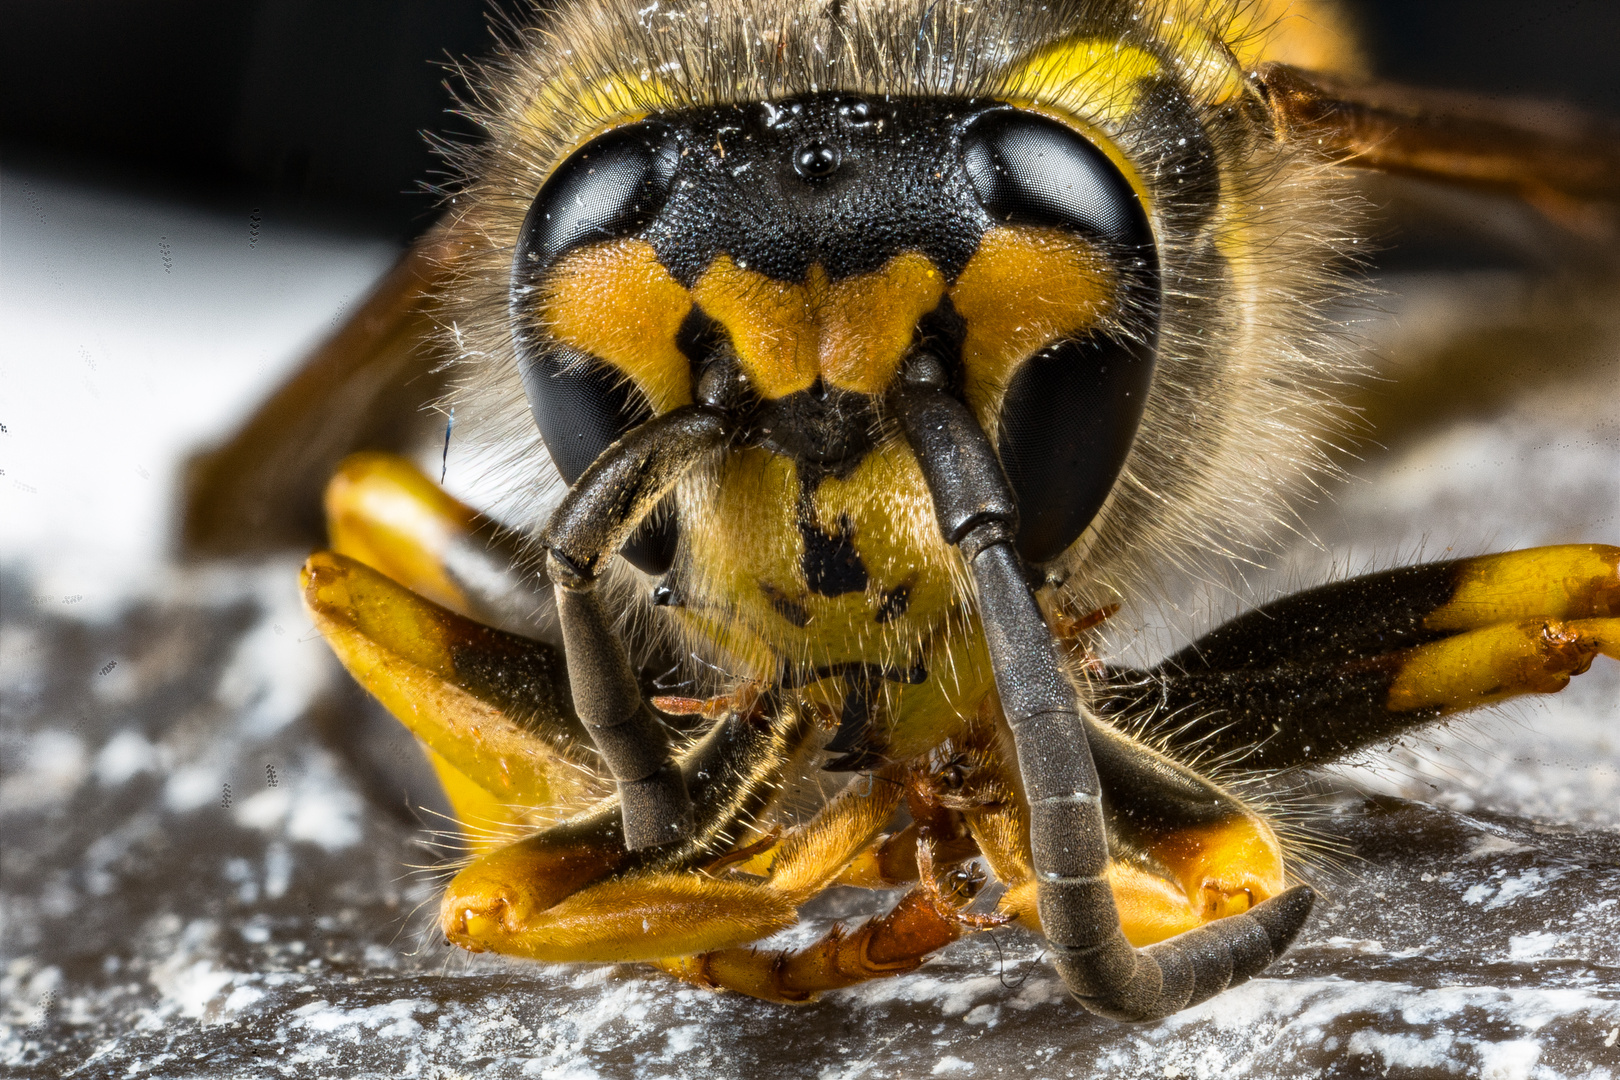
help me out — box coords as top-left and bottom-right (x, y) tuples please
(963, 1003), (999, 1026)
(291, 996), (432, 1034)
(235, 787), (291, 831)
(1476, 1039), (1541, 1080)
(263, 841), (292, 899)
(221, 984), (264, 1014)
(1485, 868), (1562, 911)
(94, 729), (158, 785)
(1507, 932), (1560, 960)
(1346, 1030), (1458, 1072)
(1463, 835), (1535, 861)
(932, 1055), (972, 1075)
(0, 729), (87, 810)
(286, 782), (363, 851)
(163, 763), (222, 813)
(663, 1024), (702, 1055)
(1, 961), (62, 1026)
(214, 600), (331, 738)
(163, 961), (235, 1020)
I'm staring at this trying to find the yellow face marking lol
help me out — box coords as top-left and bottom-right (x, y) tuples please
(691, 253), (947, 399)
(948, 227), (1117, 426)
(521, 72), (674, 151)
(675, 443), (955, 665)
(537, 239), (695, 414)
(1004, 36), (1165, 127)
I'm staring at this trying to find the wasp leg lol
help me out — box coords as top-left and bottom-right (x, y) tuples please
(542, 406), (734, 849)
(301, 551), (604, 845)
(932, 714), (1286, 950)
(898, 377), (1313, 1023)
(1106, 545), (1620, 772)
(446, 739), (895, 972)
(183, 226), (460, 555)
(1259, 63), (1620, 227)
(323, 451), (553, 638)
(657, 888), (965, 1003)
(655, 769), (975, 1002)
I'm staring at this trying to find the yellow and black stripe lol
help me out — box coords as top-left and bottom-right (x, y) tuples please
(1102, 545), (1620, 770)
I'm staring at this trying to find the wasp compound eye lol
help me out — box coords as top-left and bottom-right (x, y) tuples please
(510, 121), (684, 573)
(960, 109), (1152, 250)
(515, 121), (681, 267)
(793, 141), (841, 180)
(959, 109), (1161, 564)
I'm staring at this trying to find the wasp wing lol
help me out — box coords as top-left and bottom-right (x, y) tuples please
(1261, 62), (1620, 232)
(180, 224), (461, 555)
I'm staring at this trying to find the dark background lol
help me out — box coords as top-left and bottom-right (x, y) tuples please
(3, 0), (1618, 242)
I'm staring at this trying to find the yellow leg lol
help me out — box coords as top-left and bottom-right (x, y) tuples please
(1389, 616), (1620, 713)
(450, 869), (800, 963)
(325, 452), (483, 616)
(937, 716), (1286, 948)
(1426, 545), (1619, 630)
(441, 765), (906, 974)
(655, 887), (965, 1002)
(313, 453), (575, 843)
(1387, 544), (1620, 714)
(301, 551), (604, 846)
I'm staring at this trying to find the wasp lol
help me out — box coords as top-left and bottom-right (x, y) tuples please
(182, 0), (1619, 1021)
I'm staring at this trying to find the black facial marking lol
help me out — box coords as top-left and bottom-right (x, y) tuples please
(819, 661), (926, 772)
(760, 583), (811, 628)
(638, 95), (991, 286)
(829, 670), (894, 773)
(674, 304), (728, 367)
(874, 583), (912, 624)
(800, 510), (869, 597)
(824, 668), (879, 754)
(750, 381), (879, 473)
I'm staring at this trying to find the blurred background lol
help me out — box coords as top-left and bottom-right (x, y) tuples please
(2, 3), (1618, 1077)
(3, 0), (1617, 241)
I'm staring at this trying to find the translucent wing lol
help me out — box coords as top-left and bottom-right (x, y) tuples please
(180, 224), (462, 555)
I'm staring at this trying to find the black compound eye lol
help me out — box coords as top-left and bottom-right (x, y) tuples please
(514, 121), (680, 271)
(960, 109), (1152, 252)
(960, 109), (1161, 564)
(510, 122), (682, 575)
